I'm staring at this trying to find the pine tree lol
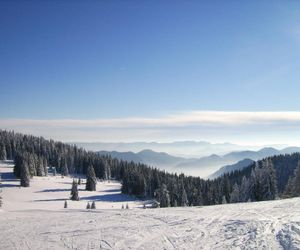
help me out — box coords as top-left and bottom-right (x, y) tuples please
(91, 201), (96, 209)
(61, 158), (69, 176)
(157, 184), (170, 207)
(267, 158), (278, 199)
(173, 200), (178, 207)
(78, 178), (81, 185)
(230, 183), (240, 203)
(254, 159), (278, 201)
(36, 157), (45, 176)
(0, 143), (6, 160)
(86, 202), (91, 209)
(222, 195), (227, 204)
(70, 179), (79, 201)
(126, 203), (129, 209)
(285, 162), (300, 197)
(240, 176), (250, 202)
(64, 200), (68, 208)
(105, 161), (111, 180)
(28, 154), (36, 177)
(121, 204), (124, 209)
(86, 165), (97, 191)
(20, 160), (30, 187)
(43, 158), (48, 176)
(181, 186), (188, 207)
(0, 189), (3, 208)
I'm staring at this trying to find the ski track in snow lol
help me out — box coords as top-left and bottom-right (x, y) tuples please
(1, 162), (300, 250)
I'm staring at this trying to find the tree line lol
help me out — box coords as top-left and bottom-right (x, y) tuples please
(0, 129), (299, 207)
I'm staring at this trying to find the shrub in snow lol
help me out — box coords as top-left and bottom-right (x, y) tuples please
(86, 202), (91, 209)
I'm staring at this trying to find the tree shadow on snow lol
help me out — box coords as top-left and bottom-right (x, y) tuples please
(102, 188), (121, 193)
(37, 188), (71, 193)
(80, 193), (138, 202)
(1, 172), (17, 181)
(33, 198), (67, 202)
(37, 188), (86, 193)
(0, 183), (19, 188)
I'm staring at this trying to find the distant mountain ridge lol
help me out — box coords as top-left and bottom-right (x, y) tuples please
(98, 149), (186, 170)
(77, 141), (265, 158)
(98, 147), (300, 177)
(208, 159), (255, 179)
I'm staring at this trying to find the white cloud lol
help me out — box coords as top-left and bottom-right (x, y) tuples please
(1, 111), (300, 144)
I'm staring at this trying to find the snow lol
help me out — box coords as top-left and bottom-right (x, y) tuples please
(1, 161), (300, 249)
(0, 162), (144, 211)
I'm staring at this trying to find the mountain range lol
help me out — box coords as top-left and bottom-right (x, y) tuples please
(75, 141), (270, 157)
(98, 147), (300, 178)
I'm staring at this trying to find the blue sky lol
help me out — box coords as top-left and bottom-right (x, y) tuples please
(1, 1), (300, 144)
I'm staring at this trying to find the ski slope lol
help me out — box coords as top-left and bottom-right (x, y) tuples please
(1, 161), (300, 250)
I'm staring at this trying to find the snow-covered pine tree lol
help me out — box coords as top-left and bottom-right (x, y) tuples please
(91, 201), (96, 209)
(20, 160), (30, 187)
(254, 158), (277, 201)
(0, 189), (3, 208)
(70, 179), (79, 201)
(0, 142), (6, 160)
(240, 176), (250, 202)
(181, 186), (188, 207)
(222, 195), (227, 204)
(157, 184), (170, 207)
(61, 158), (69, 176)
(285, 161), (300, 197)
(28, 153), (37, 177)
(86, 165), (97, 191)
(266, 158), (277, 200)
(173, 199), (178, 207)
(104, 161), (111, 180)
(230, 183), (240, 203)
(248, 169), (256, 201)
(43, 158), (48, 176)
(36, 157), (45, 176)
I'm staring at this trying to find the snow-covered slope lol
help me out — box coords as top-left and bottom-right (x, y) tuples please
(1, 162), (300, 249)
(0, 161), (144, 211)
